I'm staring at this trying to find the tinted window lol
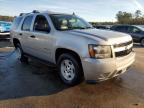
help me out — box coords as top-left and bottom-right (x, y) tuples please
(33, 15), (50, 33)
(12, 17), (22, 30)
(115, 26), (128, 32)
(22, 16), (33, 31)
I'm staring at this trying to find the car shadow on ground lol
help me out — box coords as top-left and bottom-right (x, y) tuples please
(0, 49), (70, 100)
(0, 39), (12, 48)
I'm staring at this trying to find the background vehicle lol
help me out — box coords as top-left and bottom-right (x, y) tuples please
(0, 21), (12, 38)
(93, 25), (110, 30)
(11, 11), (135, 85)
(111, 25), (144, 46)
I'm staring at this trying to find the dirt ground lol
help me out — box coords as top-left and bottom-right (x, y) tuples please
(0, 39), (144, 108)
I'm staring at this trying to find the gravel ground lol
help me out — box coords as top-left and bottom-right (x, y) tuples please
(0, 40), (144, 108)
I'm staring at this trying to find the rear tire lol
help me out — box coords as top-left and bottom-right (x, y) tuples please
(57, 53), (83, 86)
(140, 38), (144, 47)
(15, 43), (29, 63)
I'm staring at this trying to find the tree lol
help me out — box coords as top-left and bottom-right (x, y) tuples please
(116, 11), (132, 24)
(135, 10), (142, 18)
(0, 15), (14, 22)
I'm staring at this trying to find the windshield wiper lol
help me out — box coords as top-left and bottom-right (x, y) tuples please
(76, 27), (93, 29)
(60, 27), (93, 31)
(72, 27), (86, 30)
(72, 27), (92, 30)
(85, 26), (93, 29)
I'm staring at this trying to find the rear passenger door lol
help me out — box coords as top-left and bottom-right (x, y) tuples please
(20, 15), (34, 54)
(116, 26), (129, 33)
(113, 26), (128, 33)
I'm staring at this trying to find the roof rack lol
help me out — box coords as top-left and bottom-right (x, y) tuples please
(32, 10), (40, 13)
(19, 10), (40, 16)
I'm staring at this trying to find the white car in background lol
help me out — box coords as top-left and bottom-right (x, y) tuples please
(0, 21), (12, 38)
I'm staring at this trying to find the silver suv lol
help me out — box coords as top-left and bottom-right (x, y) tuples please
(11, 10), (135, 85)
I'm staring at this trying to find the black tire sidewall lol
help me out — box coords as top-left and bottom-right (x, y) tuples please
(57, 54), (82, 85)
(16, 43), (28, 63)
(16, 43), (23, 57)
(141, 39), (144, 46)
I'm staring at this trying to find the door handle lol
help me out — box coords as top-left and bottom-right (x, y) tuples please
(19, 33), (22, 36)
(30, 35), (36, 38)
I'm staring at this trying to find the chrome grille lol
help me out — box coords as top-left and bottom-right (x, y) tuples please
(115, 48), (132, 57)
(0, 31), (9, 33)
(114, 40), (133, 48)
(114, 40), (133, 57)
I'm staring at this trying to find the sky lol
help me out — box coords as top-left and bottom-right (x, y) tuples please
(0, 0), (144, 22)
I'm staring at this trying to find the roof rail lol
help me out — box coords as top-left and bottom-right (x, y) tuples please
(19, 10), (40, 16)
(19, 13), (29, 16)
(32, 10), (40, 13)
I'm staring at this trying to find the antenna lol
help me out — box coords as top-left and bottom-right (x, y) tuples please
(73, 12), (75, 15)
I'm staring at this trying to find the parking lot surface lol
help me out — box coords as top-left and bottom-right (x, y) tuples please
(0, 40), (144, 108)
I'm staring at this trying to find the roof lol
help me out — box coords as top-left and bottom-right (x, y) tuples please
(19, 10), (72, 16)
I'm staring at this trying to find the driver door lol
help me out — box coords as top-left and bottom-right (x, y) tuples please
(30, 14), (53, 61)
(128, 26), (142, 42)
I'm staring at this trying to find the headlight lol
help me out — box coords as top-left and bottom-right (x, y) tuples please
(88, 45), (112, 59)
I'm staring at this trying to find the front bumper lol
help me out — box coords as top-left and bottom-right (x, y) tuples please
(82, 52), (135, 81)
(0, 32), (10, 39)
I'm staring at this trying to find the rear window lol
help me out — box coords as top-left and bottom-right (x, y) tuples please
(12, 17), (23, 30)
(22, 16), (33, 31)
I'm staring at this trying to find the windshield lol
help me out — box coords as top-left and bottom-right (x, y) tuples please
(50, 14), (93, 31)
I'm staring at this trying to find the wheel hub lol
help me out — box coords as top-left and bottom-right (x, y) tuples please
(61, 59), (75, 81)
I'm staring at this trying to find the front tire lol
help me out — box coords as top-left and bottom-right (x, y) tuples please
(57, 53), (82, 86)
(15, 43), (28, 63)
(140, 38), (144, 47)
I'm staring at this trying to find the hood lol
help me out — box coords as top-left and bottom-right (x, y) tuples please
(66, 29), (132, 44)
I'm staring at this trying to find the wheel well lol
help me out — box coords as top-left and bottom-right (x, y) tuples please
(55, 48), (83, 75)
(13, 38), (20, 48)
(140, 37), (144, 42)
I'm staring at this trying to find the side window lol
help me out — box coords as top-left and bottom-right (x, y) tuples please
(33, 15), (50, 33)
(115, 26), (127, 32)
(110, 26), (117, 30)
(115, 26), (122, 31)
(128, 26), (141, 33)
(12, 17), (22, 30)
(22, 16), (33, 31)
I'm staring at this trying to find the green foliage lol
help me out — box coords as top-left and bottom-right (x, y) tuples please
(90, 22), (116, 26)
(135, 10), (142, 18)
(0, 15), (14, 22)
(116, 11), (132, 24)
(116, 10), (144, 25)
(91, 10), (144, 26)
